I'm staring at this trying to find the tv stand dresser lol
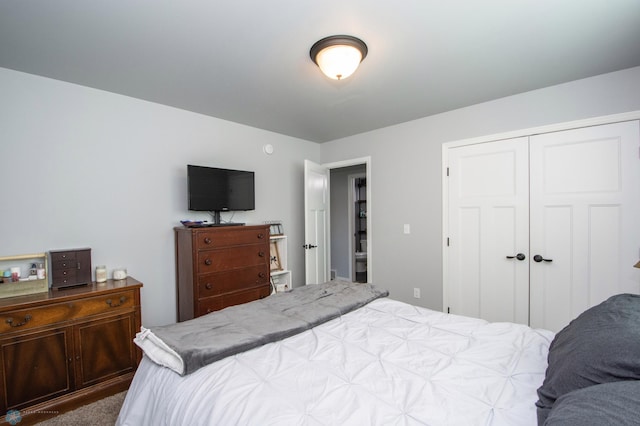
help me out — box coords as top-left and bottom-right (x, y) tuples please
(0, 277), (142, 425)
(175, 224), (271, 321)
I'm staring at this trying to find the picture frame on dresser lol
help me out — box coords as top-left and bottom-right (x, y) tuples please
(269, 222), (283, 236)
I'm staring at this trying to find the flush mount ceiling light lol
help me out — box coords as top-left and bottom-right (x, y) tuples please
(310, 35), (368, 80)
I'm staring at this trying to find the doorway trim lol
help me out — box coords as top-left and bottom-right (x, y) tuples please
(324, 156), (372, 283)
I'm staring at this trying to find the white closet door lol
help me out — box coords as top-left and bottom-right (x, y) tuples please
(447, 137), (530, 324)
(529, 121), (640, 332)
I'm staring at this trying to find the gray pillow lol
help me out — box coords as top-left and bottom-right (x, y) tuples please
(536, 293), (640, 425)
(544, 381), (640, 426)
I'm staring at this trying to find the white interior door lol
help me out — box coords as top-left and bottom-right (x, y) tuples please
(529, 121), (640, 331)
(447, 137), (530, 324)
(304, 160), (329, 285)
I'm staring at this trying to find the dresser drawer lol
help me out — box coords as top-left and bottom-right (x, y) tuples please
(51, 268), (77, 287)
(196, 285), (271, 316)
(52, 259), (79, 270)
(197, 265), (269, 298)
(52, 268), (77, 280)
(0, 303), (74, 334)
(195, 227), (268, 250)
(0, 290), (136, 334)
(197, 245), (268, 273)
(70, 290), (136, 318)
(50, 251), (77, 262)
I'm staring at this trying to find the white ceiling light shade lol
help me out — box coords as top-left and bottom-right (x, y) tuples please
(310, 35), (368, 80)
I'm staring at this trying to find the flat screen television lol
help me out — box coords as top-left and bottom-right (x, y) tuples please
(187, 165), (255, 225)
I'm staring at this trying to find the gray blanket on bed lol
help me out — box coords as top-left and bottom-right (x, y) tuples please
(146, 281), (388, 375)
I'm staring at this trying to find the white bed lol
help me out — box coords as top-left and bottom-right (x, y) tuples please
(117, 297), (553, 426)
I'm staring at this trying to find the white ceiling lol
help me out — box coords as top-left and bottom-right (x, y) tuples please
(1, 1), (639, 143)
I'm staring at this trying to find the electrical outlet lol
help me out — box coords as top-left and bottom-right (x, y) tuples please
(413, 288), (420, 298)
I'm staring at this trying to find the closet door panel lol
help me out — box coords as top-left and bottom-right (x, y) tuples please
(589, 205), (622, 302)
(529, 120), (640, 332)
(456, 207), (481, 318)
(533, 206), (575, 331)
(447, 137), (529, 324)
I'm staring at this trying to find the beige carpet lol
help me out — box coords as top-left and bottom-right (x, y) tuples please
(33, 391), (126, 426)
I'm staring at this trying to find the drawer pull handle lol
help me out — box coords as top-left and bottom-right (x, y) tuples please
(204, 237), (212, 244)
(106, 296), (126, 307)
(205, 283), (213, 290)
(204, 258), (212, 265)
(258, 251), (265, 257)
(6, 315), (32, 328)
(257, 233), (265, 239)
(258, 272), (266, 278)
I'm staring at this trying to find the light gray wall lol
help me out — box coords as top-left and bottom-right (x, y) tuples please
(0, 68), (320, 327)
(320, 66), (640, 311)
(3, 66), (640, 326)
(330, 165), (366, 279)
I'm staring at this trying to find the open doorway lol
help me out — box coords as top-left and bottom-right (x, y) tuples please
(304, 157), (371, 285)
(329, 167), (366, 282)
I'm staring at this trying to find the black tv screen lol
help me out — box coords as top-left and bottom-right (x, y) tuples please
(188, 165), (255, 212)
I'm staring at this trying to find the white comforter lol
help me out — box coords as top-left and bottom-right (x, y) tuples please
(118, 298), (553, 426)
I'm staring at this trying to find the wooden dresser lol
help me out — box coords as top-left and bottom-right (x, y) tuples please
(175, 225), (271, 321)
(0, 278), (142, 425)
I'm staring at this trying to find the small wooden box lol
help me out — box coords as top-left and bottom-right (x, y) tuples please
(0, 253), (49, 299)
(49, 248), (92, 289)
